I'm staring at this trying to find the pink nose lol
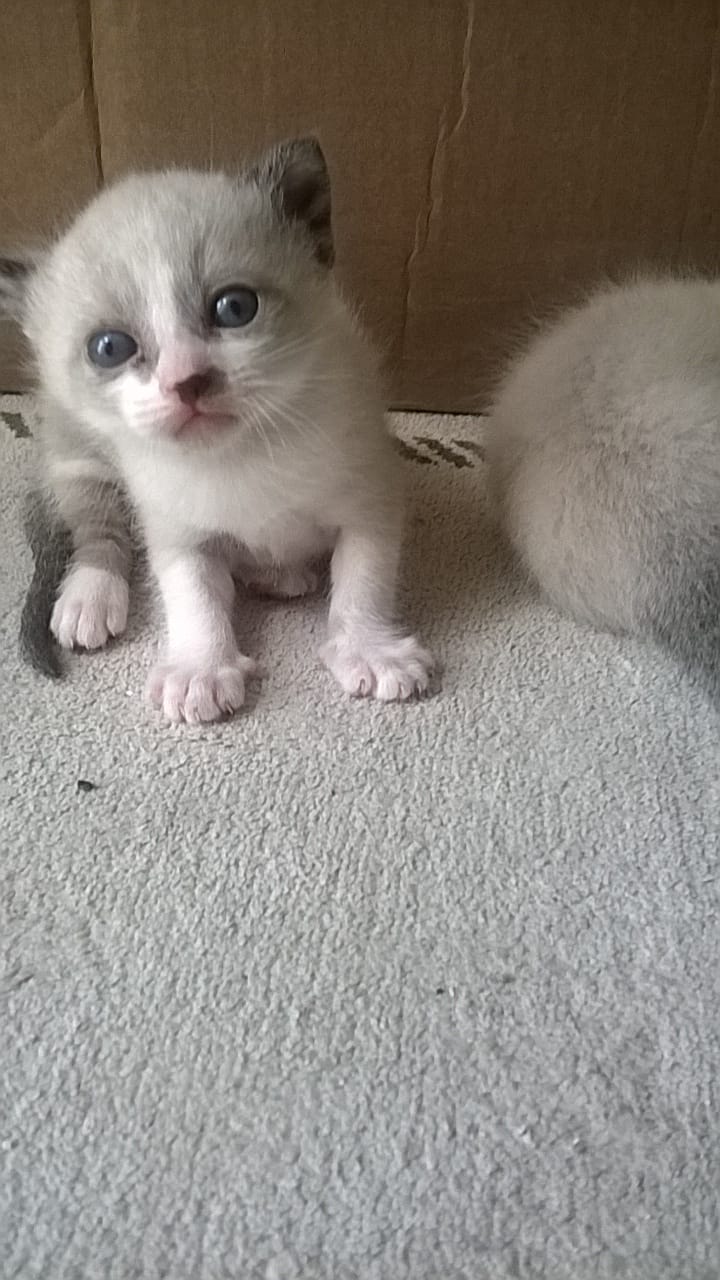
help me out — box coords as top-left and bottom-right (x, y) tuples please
(173, 371), (213, 405)
(157, 344), (213, 401)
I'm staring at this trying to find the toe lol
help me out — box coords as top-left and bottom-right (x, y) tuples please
(183, 676), (218, 723)
(51, 600), (82, 649)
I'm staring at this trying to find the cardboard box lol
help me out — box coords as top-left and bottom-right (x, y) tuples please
(2, 0), (720, 410)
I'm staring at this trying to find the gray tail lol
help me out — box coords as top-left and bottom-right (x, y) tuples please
(649, 554), (720, 705)
(19, 492), (72, 679)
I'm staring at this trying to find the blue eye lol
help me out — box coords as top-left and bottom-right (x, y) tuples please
(210, 287), (259, 329)
(87, 330), (138, 368)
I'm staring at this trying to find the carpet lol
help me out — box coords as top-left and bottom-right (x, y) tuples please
(2, 393), (719, 1280)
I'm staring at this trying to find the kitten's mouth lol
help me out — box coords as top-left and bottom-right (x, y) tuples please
(172, 407), (235, 439)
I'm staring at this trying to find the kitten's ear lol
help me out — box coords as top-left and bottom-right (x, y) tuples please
(261, 137), (334, 268)
(0, 253), (38, 318)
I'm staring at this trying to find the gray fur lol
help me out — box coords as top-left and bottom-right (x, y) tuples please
(19, 492), (72, 678)
(487, 277), (720, 701)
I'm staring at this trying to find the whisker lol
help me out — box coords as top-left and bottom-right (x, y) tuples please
(246, 399), (279, 468)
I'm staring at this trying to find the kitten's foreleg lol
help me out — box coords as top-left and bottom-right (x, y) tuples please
(145, 545), (256, 723)
(49, 466), (132, 651)
(321, 513), (433, 701)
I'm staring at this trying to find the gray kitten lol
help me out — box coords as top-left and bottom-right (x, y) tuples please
(487, 277), (720, 699)
(1, 138), (433, 721)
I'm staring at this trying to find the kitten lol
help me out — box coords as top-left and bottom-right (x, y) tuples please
(1, 138), (433, 722)
(487, 276), (720, 700)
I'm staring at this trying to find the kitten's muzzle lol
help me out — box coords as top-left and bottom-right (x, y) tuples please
(156, 354), (231, 436)
(173, 366), (225, 406)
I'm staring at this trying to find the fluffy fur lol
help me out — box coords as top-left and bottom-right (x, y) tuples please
(487, 277), (720, 699)
(2, 138), (432, 722)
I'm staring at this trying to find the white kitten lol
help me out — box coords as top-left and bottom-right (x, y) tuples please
(1, 138), (433, 722)
(487, 276), (720, 700)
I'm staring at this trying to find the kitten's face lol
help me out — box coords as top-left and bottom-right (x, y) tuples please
(19, 141), (335, 449)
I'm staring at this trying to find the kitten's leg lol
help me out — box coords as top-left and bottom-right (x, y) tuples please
(145, 545), (256, 724)
(49, 467), (132, 651)
(321, 517), (433, 701)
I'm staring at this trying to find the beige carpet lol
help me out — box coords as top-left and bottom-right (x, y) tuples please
(2, 393), (720, 1280)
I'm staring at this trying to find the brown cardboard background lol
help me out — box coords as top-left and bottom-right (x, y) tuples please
(398, 0), (720, 408)
(1, 0), (720, 408)
(0, 0), (100, 389)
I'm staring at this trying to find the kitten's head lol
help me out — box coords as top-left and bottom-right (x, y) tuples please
(0, 138), (336, 448)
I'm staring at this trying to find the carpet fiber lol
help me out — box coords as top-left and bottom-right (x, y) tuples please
(2, 394), (719, 1280)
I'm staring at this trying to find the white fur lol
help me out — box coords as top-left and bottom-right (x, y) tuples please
(51, 565), (128, 650)
(13, 148), (432, 720)
(487, 277), (720, 692)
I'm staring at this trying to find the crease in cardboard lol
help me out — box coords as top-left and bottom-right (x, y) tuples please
(32, 92), (89, 154)
(398, 0), (475, 369)
(677, 0), (720, 250)
(612, 0), (636, 128)
(76, 0), (104, 187)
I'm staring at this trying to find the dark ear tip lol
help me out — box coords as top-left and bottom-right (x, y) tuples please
(281, 135), (329, 174)
(297, 135), (325, 157)
(0, 252), (36, 315)
(261, 136), (334, 269)
(0, 256), (31, 280)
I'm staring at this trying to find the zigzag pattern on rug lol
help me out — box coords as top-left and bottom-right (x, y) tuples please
(1, 405), (487, 468)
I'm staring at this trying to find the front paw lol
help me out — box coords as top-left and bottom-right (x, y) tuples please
(145, 654), (257, 724)
(51, 567), (129, 650)
(321, 631), (434, 701)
